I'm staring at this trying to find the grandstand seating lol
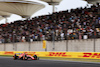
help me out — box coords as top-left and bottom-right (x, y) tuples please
(0, 3), (100, 43)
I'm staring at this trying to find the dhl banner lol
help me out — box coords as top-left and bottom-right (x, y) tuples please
(1, 51), (100, 59)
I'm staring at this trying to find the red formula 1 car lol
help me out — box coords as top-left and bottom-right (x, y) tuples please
(13, 53), (39, 60)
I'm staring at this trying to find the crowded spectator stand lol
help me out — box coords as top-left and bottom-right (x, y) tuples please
(0, 3), (100, 43)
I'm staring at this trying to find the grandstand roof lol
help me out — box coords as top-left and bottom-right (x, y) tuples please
(40, 0), (62, 5)
(0, 17), (4, 21)
(0, 1), (45, 18)
(84, 0), (100, 4)
(0, 0), (26, 1)
(0, 11), (11, 18)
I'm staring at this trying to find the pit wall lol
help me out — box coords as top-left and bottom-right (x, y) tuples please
(0, 39), (100, 52)
(1, 51), (100, 59)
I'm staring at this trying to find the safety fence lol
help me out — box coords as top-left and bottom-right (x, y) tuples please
(0, 51), (100, 59)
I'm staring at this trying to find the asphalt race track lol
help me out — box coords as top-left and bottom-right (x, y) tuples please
(0, 57), (100, 67)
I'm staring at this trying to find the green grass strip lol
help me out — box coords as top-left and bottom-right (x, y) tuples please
(0, 55), (13, 57)
(39, 57), (100, 62)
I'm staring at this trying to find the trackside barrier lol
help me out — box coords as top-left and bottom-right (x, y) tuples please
(0, 51), (100, 59)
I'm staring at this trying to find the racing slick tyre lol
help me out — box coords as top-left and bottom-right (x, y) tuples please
(13, 55), (18, 60)
(33, 55), (38, 60)
(13, 56), (18, 60)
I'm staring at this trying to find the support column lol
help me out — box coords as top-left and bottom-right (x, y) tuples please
(5, 17), (7, 24)
(52, 4), (55, 12)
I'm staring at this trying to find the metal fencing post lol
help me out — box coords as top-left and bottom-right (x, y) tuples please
(4, 39), (5, 51)
(52, 30), (55, 51)
(13, 34), (14, 51)
(93, 21), (96, 52)
(28, 37), (31, 51)
(66, 33), (68, 52)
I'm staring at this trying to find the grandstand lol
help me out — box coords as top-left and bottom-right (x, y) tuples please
(0, 1), (99, 42)
(0, 0), (99, 52)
